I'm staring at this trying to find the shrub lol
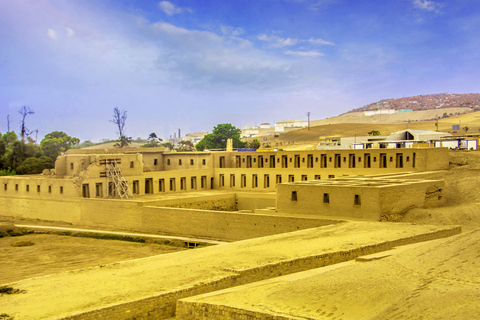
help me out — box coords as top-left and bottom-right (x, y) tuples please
(10, 240), (35, 247)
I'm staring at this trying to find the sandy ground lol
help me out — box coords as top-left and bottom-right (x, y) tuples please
(184, 229), (479, 319)
(0, 233), (186, 285)
(0, 222), (458, 319)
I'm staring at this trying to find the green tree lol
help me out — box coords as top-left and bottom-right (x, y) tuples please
(40, 131), (80, 160)
(195, 124), (246, 151)
(247, 139), (261, 149)
(177, 140), (194, 151)
(161, 142), (174, 150)
(463, 126), (469, 133)
(142, 132), (162, 148)
(114, 135), (133, 148)
(16, 156), (54, 175)
(1, 131), (18, 146)
(367, 130), (381, 136)
(6, 140), (40, 169)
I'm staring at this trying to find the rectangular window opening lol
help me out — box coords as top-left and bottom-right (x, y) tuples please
(323, 193), (329, 203)
(291, 191), (297, 201)
(241, 174), (246, 188)
(219, 174), (225, 187)
(96, 183), (103, 197)
(82, 184), (90, 198)
(354, 194), (361, 205)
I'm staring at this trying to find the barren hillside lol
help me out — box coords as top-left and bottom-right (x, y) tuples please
(251, 110), (480, 149)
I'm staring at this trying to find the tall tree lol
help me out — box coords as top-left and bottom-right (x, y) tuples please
(18, 106), (34, 140)
(110, 107), (131, 148)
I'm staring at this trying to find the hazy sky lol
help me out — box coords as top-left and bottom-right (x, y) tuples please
(1, 0), (479, 142)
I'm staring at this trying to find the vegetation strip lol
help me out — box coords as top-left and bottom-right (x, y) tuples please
(14, 224), (226, 245)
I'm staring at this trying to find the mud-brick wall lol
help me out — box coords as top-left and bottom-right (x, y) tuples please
(61, 275), (241, 320)
(0, 195), (336, 241)
(176, 302), (294, 320)
(378, 180), (445, 221)
(139, 207), (338, 241)
(145, 193), (237, 211)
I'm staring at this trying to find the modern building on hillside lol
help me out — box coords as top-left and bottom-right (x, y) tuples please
(317, 129), (460, 150)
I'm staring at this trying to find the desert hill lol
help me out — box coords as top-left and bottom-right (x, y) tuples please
(347, 93), (480, 113)
(251, 109), (480, 150)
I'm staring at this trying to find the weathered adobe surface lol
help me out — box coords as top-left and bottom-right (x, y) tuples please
(1, 222), (459, 320)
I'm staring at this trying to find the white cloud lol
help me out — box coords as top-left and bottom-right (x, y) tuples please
(145, 22), (298, 89)
(285, 50), (324, 57)
(412, 0), (443, 12)
(48, 29), (57, 39)
(66, 28), (74, 37)
(308, 38), (335, 46)
(158, 1), (192, 16)
(258, 34), (298, 48)
(220, 25), (244, 36)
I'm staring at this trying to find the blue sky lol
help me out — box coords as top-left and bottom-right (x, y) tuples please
(1, 0), (479, 142)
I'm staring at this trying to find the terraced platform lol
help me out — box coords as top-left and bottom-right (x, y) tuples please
(177, 229), (480, 320)
(2, 221), (461, 320)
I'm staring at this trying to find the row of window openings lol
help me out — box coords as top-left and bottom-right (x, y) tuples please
(4, 184), (63, 194)
(75, 159), (208, 168)
(131, 176), (210, 194)
(291, 191), (361, 205)
(233, 154), (414, 169)
(218, 174), (328, 188)
(74, 155), (414, 170)
(165, 159), (206, 166)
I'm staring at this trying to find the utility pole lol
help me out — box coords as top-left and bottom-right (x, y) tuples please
(306, 112), (311, 131)
(7, 115), (10, 132)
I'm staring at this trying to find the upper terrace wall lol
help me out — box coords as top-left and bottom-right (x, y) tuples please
(216, 148), (448, 172)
